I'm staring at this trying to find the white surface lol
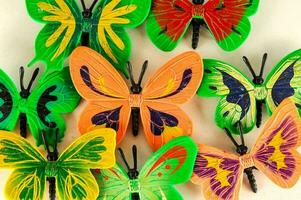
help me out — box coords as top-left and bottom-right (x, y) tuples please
(0, 0), (301, 199)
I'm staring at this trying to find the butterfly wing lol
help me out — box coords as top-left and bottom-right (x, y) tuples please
(197, 59), (256, 134)
(201, 0), (259, 51)
(26, 0), (82, 72)
(141, 51), (203, 149)
(93, 164), (131, 199)
(146, 0), (193, 51)
(69, 47), (131, 144)
(27, 67), (80, 147)
(0, 69), (20, 130)
(265, 49), (301, 114)
(251, 98), (301, 188)
(138, 136), (197, 199)
(0, 132), (47, 200)
(90, 0), (151, 75)
(191, 144), (243, 200)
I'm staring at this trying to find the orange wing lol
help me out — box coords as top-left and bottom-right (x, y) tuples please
(251, 98), (301, 188)
(191, 144), (243, 200)
(140, 51), (203, 150)
(69, 47), (131, 144)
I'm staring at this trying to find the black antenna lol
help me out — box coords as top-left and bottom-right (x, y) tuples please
(137, 61), (148, 86)
(238, 122), (245, 146)
(90, 0), (99, 11)
(243, 56), (256, 79)
(19, 67), (25, 92)
(80, 0), (87, 10)
(19, 67), (40, 98)
(259, 53), (268, 78)
(127, 62), (136, 87)
(118, 148), (131, 171)
(132, 145), (137, 171)
(27, 68), (40, 92)
(224, 128), (240, 148)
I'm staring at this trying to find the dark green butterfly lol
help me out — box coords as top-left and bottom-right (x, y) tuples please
(0, 67), (80, 147)
(198, 49), (301, 134)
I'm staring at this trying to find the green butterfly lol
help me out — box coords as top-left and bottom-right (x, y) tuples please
(0, 128), (117, 200)
(93, 136), (197, 200)
(26, 0), (151, 75)
(0, 67), (80, 147)
(198, 49), (301, 134)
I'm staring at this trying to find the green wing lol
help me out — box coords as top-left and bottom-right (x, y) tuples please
(26, 67), (80, 147)
(26, 0), (82, 73)
(197, 59), (256, 134)
(0, 133), (46, 200)
(0, 69), (20, 130)
(265, 49), (301, 115)
(94, 164), (131, 200)
(138, 136), (197, 200)
(90, 0), (151, 75)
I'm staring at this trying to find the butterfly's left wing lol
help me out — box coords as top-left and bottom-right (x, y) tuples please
(90, 0), (151, 75)
(251, 98), (301, 188)
(138, 136), (198, 199)
(141, 51), (203, 150)
(27, 67), (80, 147)
(55, 129), (116, 199)
(202, 0), (259, 51)
(191, 144), (243, 200)
(26, 0), (82, 73)
(265, 49), (301, 114)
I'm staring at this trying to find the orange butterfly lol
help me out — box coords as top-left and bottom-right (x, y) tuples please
(192, 98), (301, 200)
(69, 47), (203, 150)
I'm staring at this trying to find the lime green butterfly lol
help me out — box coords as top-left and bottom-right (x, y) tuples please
(0, 67), (80, 147)
(93, 136), (197, 200)
(26, 0), (151, 75)
(198, 49), (301, 134)
(0, 128), (117, 200)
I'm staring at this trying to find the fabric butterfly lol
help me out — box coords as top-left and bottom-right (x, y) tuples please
(197, 49), (301, 134)
(192, 98), (301, 200)
(26, 0), (151, 75)
(69, 46), (203, 150)
(0, 128), (117, 200)
(93, 136), (197, 200)
(146, 0), (259, 51)
(0, 67), (80, 147)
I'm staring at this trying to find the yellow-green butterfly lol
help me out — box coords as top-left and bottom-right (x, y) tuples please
(0, 128), (116, 200)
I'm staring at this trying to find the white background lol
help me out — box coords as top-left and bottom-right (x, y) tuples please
(0, 0), (301, 199)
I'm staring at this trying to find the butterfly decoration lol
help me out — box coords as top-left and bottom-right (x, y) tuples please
(192, 98), (301, 200)
(146, 0), (259, 51)
(197, 49), (301, 134)
(26, 0), (151, 75)
(0, 66), (80, 148)
(69, 46), (203, 150)
(0, 128), (117, 200)
(93, 136), (197, 200)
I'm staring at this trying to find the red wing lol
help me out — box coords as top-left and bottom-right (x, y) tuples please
(146, 0), (194, 51)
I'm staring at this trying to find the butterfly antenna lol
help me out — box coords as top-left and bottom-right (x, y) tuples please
(132, 145), (138, 171)
(138, 61), (148, 86)
(19, 66), (25, 92)
(259, 53), (268, 78)
(238, 122), (245, 146)
(90, 0), (99, 11)
(80, 0), (87, 10)
(41, 131), (51, 157)
(127, 62), (136, 86)
(243, 56), (257, 79)
(224, 128), (239, 148)
(118, 148), (131, 171)
(27, 68), (40, 92)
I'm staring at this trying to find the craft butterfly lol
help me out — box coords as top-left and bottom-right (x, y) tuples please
(0, 128), (116, 200)
(93, 136), (197, 200)
(198, 49), (301, 134)
(146, 0), (259, 51)
(192, 98), (301, 200)
(0, 67), (80, 147)
(26, 0), (151, 75)
(69, 46), (203, 150)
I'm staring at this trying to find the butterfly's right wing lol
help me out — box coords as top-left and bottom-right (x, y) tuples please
(93, 163), (131, 199)
(197, 59), (256, 134)
(26, 0), (82, 73)
(191, 144), (244, 200)
(146, 0), (194, 51)
(0, 132), (47, 200)
(0, 69), (20, 130)
(69, 47), (131, 144)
